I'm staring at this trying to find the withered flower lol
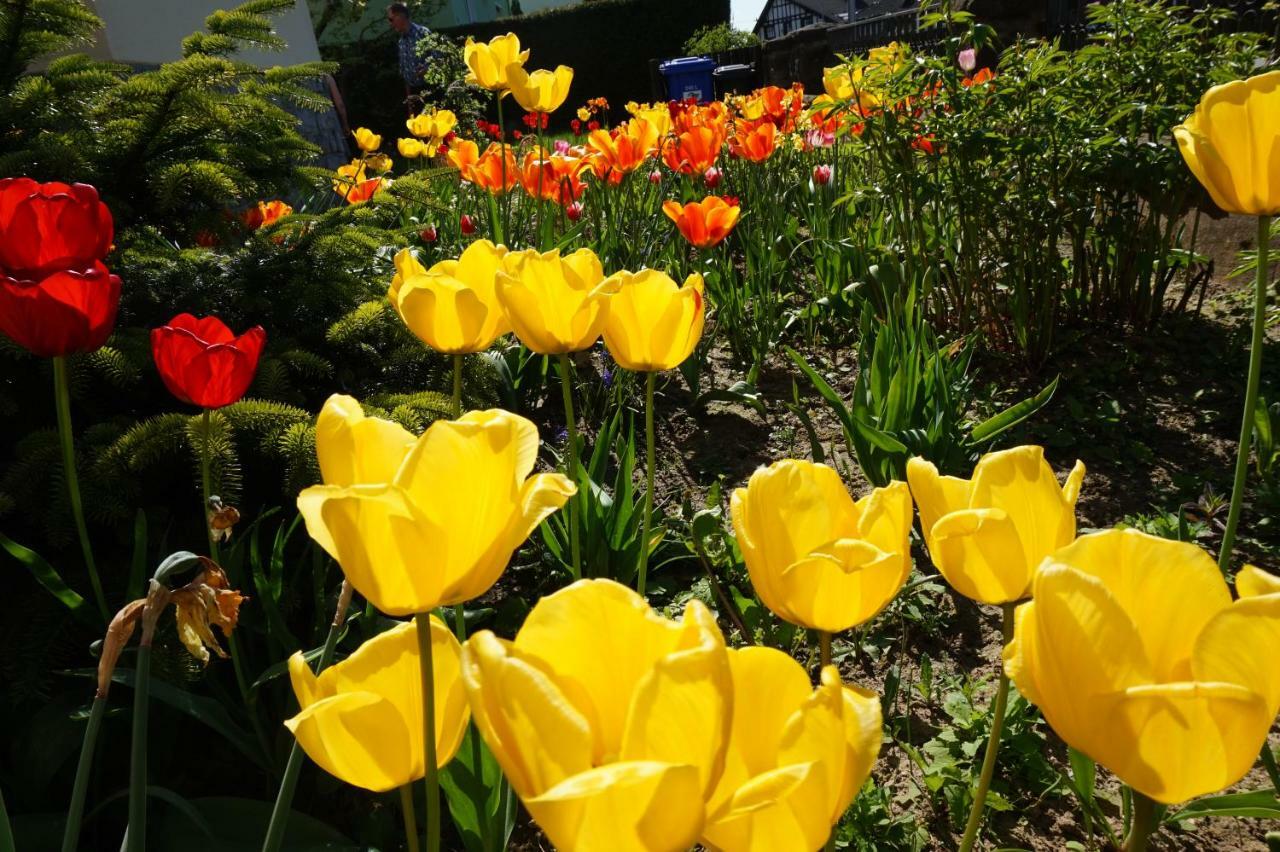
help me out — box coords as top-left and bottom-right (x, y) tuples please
(207, 495), (241, 544)
(96, 557), (249, 697)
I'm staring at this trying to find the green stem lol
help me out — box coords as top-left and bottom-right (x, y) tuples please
(200, 408), (218, 563)
(637, 371), (656, 596)
(61, 695), (107, 852)
(1262, 742), (1280, 798)
(496, 95), (509, 244)
(451, 354), (463, 418)
(400, 784), (421, 852)
(958, 603), (1015, 852)
(127, 642), (152, 852)
(1121, 790), (1157, 852)
(558, 354), (581, 579)
(0, 784), (14, 852)
(1218, 213), (1271, 573)
(819, 630), (832, 668)
(261, 581), (354, 852)
(414, 613), (441, 852)
(53, 356), (108, 623)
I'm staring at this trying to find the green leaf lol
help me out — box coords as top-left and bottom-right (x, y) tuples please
(440, 725), (516, 852)
(1166, 789), (1280, 823)
(0, 532), (97, 628)
(128, 510), (148, 602)
(969, 375), (1060, 445)
(852, 416), (910, 454)
(1067, 747), (1095, 804)
(149, 795), (357, 851)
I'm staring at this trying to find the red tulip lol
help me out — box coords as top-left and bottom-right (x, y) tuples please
(813, 164), (833, 185)
(0, 178), (113, 278)
(0, 262), (121, 357)
(565, 201), (583, 221)
(151, 314), (266, 409)
(420, 225), (438, 243)
(703, 166), (722, 189)
(460, 214), (477, 235)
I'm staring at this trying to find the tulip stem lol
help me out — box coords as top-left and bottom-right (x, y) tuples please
(1218, 213), (1271, 574)
(958, 603), (1015, 852)
(496, 95), (509, 244)
(127, 631), (155, 851)
(1120, 790), (1157, 852)
(637, 371), (656, 596)
(61, 694), (107, 852)
(400, 784), (421, 852)
(261, 580), (353, 852)
(414, 613), (441, 852)
(0, 785), (14, 852)
(53, 356), (109, 623)
(558, 354), (582, 579)
(819, 631), (832, 668)
(200, 408), (219, 563)
(451, 354), (463, 418)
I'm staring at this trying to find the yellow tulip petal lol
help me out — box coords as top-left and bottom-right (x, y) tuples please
(621, 599), (732, 796)
(285, 691), (416, 792)
(287, 650), (322, 709)
(1111, 681), (1268, 805)
(969, 445), (1078, 569)
(701, 762), (829, 852)
(1236, 564), (1280, 598)
(1003, 563), (1151, 765)
(525, 761), (703, 852)
(930, 507), (1030, 604)
(296, 484), (444, 616)
(839, 682), (883, 813)
(314, 394), (415, 486)
(508, 472), (576, 549)
(905, 456), (971, 553)
(778, 540), (903, 632)
(1194, 593), (1280, 714)
(515, 579), (687, 757)
(461, 631), (595, 798)
(1049, 530), (1231, 681)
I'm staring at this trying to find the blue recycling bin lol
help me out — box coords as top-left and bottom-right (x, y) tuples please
(659, 56), (717, 103)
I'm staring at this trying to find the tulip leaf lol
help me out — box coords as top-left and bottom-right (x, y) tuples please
(441, 725), (517, 852)
(128, 509), (148, 602)
(968, 375), (1060, 445)
(1166, 789), (1280, 824)
(852, 416), (910, 454)
(0, 531), (98, 628)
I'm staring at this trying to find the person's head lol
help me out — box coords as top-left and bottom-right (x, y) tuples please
(386, 2), (411, 33)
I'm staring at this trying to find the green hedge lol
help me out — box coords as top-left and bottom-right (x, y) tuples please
(323, 0), (729, 145)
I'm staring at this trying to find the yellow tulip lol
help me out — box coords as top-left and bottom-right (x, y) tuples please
(397, 137), (427, 159)
(506, 64), (573, 114)
(602, 270), (705, 372)
(406, 108), (457, 140)
(577, 106), (592, 122)
(297, 395), (575, 615)
(731, 460), (913, 633)
(1238, 563), (1280, 597)
(353, 127), (381, 153)
(907, 446), (1085, 605)
(1004, 529), (1280, 805)
(463, 33), (529, 91)
(1173, 71), (1280, 216)
(701, 647), (881, 851)
(461, 579), (732, 852)
(388, 241), (511, 354)
(494, 247), (619, 354)
(285, 616), (469, 792)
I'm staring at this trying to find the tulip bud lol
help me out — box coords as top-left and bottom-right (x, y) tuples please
(703, 166), (721, 188)
(565, 201), (583, 221)
(459, 214), (477, 235)
(813, 164), (833, 185)
(649, 169), (662, 184)
(553, 139), (571, 155)
(420, 225), (438, 243)
(958, 48), (977, 73)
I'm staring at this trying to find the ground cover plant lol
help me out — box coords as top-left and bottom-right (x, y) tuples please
(1, 0), (1280, 850)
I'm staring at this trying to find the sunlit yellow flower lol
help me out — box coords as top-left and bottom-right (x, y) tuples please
(464, 33), (530, 91)
(297, 395), (574, 615)
(494, 247), (619, 354)
(577, 106), (592, 122)
(353, 127), (382, 152)
(506, 64), (573, 114)
(388, 240), (511, 354)
(398, 137), (428, 159)
(702, 647), (881, 851)
(602, 270), (704, 371)
(1238, 563), (1280, 597)
(333, 160), (384, 204)
(407, 108), (457, 141)
(286, 616), (469, 792)
(907, 446), (1084, 605)
(1173, 70), (1280, 215)
(461, 579), (732, 852)
(366, 153), (393, 173)
(731, 460), (913, 633)
(1005, 530), (1280, 805)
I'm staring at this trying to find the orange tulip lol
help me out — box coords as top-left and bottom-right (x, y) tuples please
(520, 148), (587, 205)
(662, 127), (723, 175)
(587, 119), (658, 183)
(447, 138), (479, 176)
(471, 143), (519, 195)
(728, 120), (777, 163)
(242, 200), (292, 230)
(663, 196), (740, 249)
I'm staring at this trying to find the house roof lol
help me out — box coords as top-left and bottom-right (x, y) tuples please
(850, 0), (914, 19)
(752, 0), (848, 34)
